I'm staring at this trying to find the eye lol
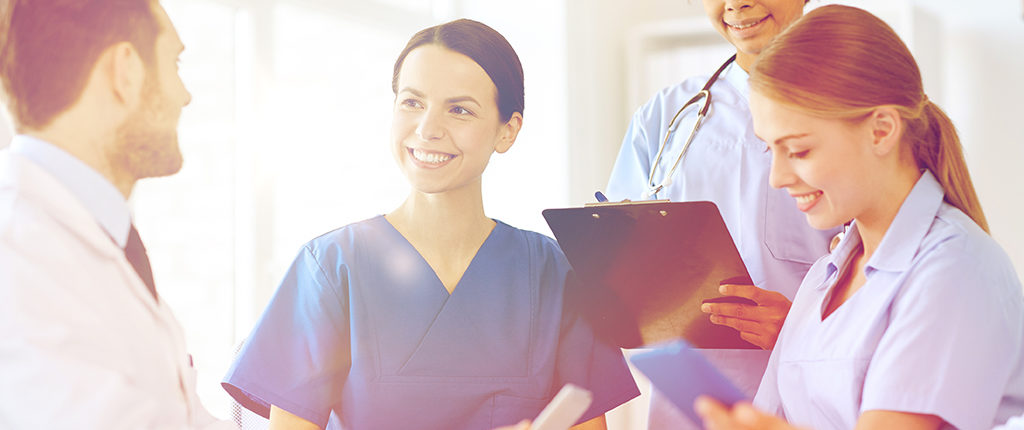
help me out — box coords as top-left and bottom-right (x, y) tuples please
(400, 98), (423, 109)
(789, 150), (810, 159)
(450, 105), (474, 116)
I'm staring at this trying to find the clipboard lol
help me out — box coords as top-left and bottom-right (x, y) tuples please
(629, 340), (747, 425)
(543, 200), (757, 349)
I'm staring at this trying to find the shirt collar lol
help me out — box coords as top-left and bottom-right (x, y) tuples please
(9, 135), (132, 247)
(818, 222), (862, 291)
(816, 171), (944, 288)
(721, 58), (750, 102)
(865, 170), (945, 273)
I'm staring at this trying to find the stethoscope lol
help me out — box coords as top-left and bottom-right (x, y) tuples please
(644, 54), (737, 199)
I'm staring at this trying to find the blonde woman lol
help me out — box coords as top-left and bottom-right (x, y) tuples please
(698, 5), (1024, 430)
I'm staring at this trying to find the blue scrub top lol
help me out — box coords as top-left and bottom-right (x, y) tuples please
(754, 171), (1024, 429)
(223, 216), (640, 429)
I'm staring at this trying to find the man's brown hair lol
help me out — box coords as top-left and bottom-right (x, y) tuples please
(0, 0), (160, 131)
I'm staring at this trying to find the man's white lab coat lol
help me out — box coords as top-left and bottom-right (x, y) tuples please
(0, 151), (234, 429)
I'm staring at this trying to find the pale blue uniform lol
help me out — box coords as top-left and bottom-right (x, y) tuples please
(606, 61), (837, 427)
(754, 171), (1024, 429)
(223, 216), (639, 430)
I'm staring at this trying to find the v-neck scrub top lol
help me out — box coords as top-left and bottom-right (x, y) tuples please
(223, 216), (640, 429)
(753, 172), (1024, 430)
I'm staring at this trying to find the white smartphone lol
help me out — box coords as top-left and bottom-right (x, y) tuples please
(530, 383), (594, 430)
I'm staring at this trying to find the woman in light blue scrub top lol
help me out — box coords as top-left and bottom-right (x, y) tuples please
(697, 6), (1024, 430)
(222, 19), (639, 430)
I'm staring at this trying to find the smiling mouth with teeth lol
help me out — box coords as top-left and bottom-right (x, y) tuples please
(727, 15), (769, 30)
(410, 147), (454, 165)
(794, 191), (823, 205)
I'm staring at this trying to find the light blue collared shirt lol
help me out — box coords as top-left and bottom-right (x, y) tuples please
(754, 171), (1024, 430)
(8, 135), (131, 247)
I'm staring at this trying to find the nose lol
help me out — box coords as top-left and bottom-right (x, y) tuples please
(768, 151), (797, 190)
(182, 87), (192, 107)
(724, 0), (753, 12)
(415, 108), (445, 141)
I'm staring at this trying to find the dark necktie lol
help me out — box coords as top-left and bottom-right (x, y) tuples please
(125, 224), (158, 301)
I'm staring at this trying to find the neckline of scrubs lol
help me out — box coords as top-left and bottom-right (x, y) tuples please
(376, 215), (504, 297)
(817, 239), (866, 323)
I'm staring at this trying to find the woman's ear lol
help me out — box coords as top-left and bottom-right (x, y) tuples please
(495, 112), (523, 154)
(868, 106), (903, 157)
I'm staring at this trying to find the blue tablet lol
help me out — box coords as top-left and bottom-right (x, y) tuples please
(629, 340), (748, 425)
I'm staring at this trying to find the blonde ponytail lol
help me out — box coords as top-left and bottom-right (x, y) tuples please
(913, 101), (989, 232)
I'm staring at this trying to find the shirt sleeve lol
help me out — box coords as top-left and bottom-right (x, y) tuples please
(860, 234), (1024, 430)
(605, 106), (655, 201)
(555, 271), (641, 423)
(222, 245), (351, 428)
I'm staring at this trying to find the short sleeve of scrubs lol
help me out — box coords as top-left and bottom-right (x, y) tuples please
(861, 232), (1024, 430)
(222, 245), (351, 426)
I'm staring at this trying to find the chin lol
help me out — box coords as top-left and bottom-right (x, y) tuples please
(120, 135), (185, 179)
(147, 132), (185, 173)
(156, 152), (184, 177)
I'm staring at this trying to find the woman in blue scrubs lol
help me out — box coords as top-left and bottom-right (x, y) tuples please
(697, 6), (1024, 429)
(222, 19), (639, 430)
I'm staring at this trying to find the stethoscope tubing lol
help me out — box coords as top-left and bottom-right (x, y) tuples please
(645, 54), (738, 199)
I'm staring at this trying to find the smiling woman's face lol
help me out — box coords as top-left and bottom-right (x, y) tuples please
(390, 44), (517, 195)
(750, 90), (882, 230)
(701, 0), (805, 69)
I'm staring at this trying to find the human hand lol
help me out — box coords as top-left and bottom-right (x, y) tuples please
(700, 284), (791, 350)
(694, 396), (799, 430)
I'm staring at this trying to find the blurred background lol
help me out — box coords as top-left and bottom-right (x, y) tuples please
(0, 0), (1019, 426)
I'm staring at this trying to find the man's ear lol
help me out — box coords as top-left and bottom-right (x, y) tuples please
(868, 106), (903, 157)
(105, 42), (146, 108)
(495, 112), (523, 154)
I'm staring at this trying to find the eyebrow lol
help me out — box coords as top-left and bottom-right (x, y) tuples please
(397, 87), (481, 106)
(769, 132), (811, 146)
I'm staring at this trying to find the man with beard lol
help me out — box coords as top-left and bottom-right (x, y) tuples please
(0, 1), (234, 428)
